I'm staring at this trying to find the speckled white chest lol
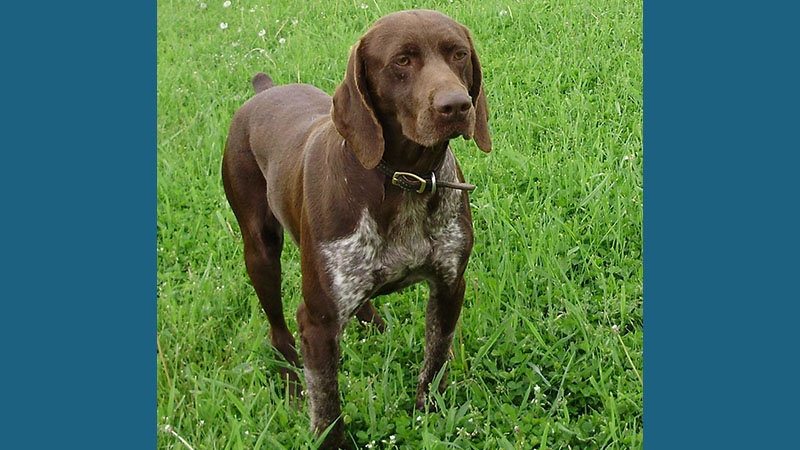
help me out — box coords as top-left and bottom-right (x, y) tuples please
(319, 154), (466, 323)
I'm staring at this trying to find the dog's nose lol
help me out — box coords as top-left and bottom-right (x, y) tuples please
(433, 91), (472, 118)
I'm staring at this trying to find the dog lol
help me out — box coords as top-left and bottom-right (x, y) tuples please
(222, 9), (490, 448)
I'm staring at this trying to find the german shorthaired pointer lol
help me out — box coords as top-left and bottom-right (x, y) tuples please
(222, 10), (490, 447)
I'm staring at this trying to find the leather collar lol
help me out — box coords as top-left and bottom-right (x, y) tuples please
(375, 158), (476, 194)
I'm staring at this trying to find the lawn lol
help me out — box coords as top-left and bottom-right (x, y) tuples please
(157, 0), (643, 448)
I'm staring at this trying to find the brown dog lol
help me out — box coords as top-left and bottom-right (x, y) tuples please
(222, 9), (490, 447)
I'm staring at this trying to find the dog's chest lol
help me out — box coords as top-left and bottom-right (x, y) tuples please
(320, 188), (464, 321)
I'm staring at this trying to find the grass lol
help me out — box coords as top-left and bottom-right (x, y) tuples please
(157, 0), (643, 448)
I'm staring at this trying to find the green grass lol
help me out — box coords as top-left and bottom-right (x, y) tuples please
(157, 0), (643, 448)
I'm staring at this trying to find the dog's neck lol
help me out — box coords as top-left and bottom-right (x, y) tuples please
(382, 140), (449, 175)
(380, 122), (449, 175)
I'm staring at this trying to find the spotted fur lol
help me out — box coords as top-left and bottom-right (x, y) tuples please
(304, 367), (341, 434)
(320, 151), (466, 325)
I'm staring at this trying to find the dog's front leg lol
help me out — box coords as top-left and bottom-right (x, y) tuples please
(297, 272), (346, 448)
(415, 276), (466, 410)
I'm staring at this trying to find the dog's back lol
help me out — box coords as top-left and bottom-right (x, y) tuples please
(238, 75), (333, 165)
(225, 75), (337, 239)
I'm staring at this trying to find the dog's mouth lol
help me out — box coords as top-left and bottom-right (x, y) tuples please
(446, 129), (466, 140)
(442, 120), (473, 141)
(404, 109), (474, 147)
(424, 122), (471, 146)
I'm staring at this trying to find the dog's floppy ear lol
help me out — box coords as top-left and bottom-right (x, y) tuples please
(332, 40), (385, 169)
(464, 29), (492, 153)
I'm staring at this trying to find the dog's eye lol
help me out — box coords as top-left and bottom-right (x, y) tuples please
(454, 51), (468, 61)
(395, 56), (410, 66)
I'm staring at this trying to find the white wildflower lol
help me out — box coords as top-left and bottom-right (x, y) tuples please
(279, 38), (286, 44)
(612, 324), (620, 333)
(223, 1), (231, 7)
(360, 3), (369, 9)
(534, 385), (541, 392)
(200, 2), (207, 8)
(220, 22), (228, 29)
(258, 29), (266, 37)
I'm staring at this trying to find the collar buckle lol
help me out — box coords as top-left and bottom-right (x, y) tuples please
(392, 171), (427, 194)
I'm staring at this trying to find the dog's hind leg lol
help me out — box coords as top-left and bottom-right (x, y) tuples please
(354, 301), (386, 332)
(222, 120), (302, 397)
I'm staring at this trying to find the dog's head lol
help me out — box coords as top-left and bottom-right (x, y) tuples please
(332, 10), (491, 169)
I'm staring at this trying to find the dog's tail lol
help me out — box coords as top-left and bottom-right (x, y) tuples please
(252, 72), (275, 94)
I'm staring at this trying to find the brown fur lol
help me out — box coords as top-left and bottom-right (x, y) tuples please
(222, 10), (490, 448)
